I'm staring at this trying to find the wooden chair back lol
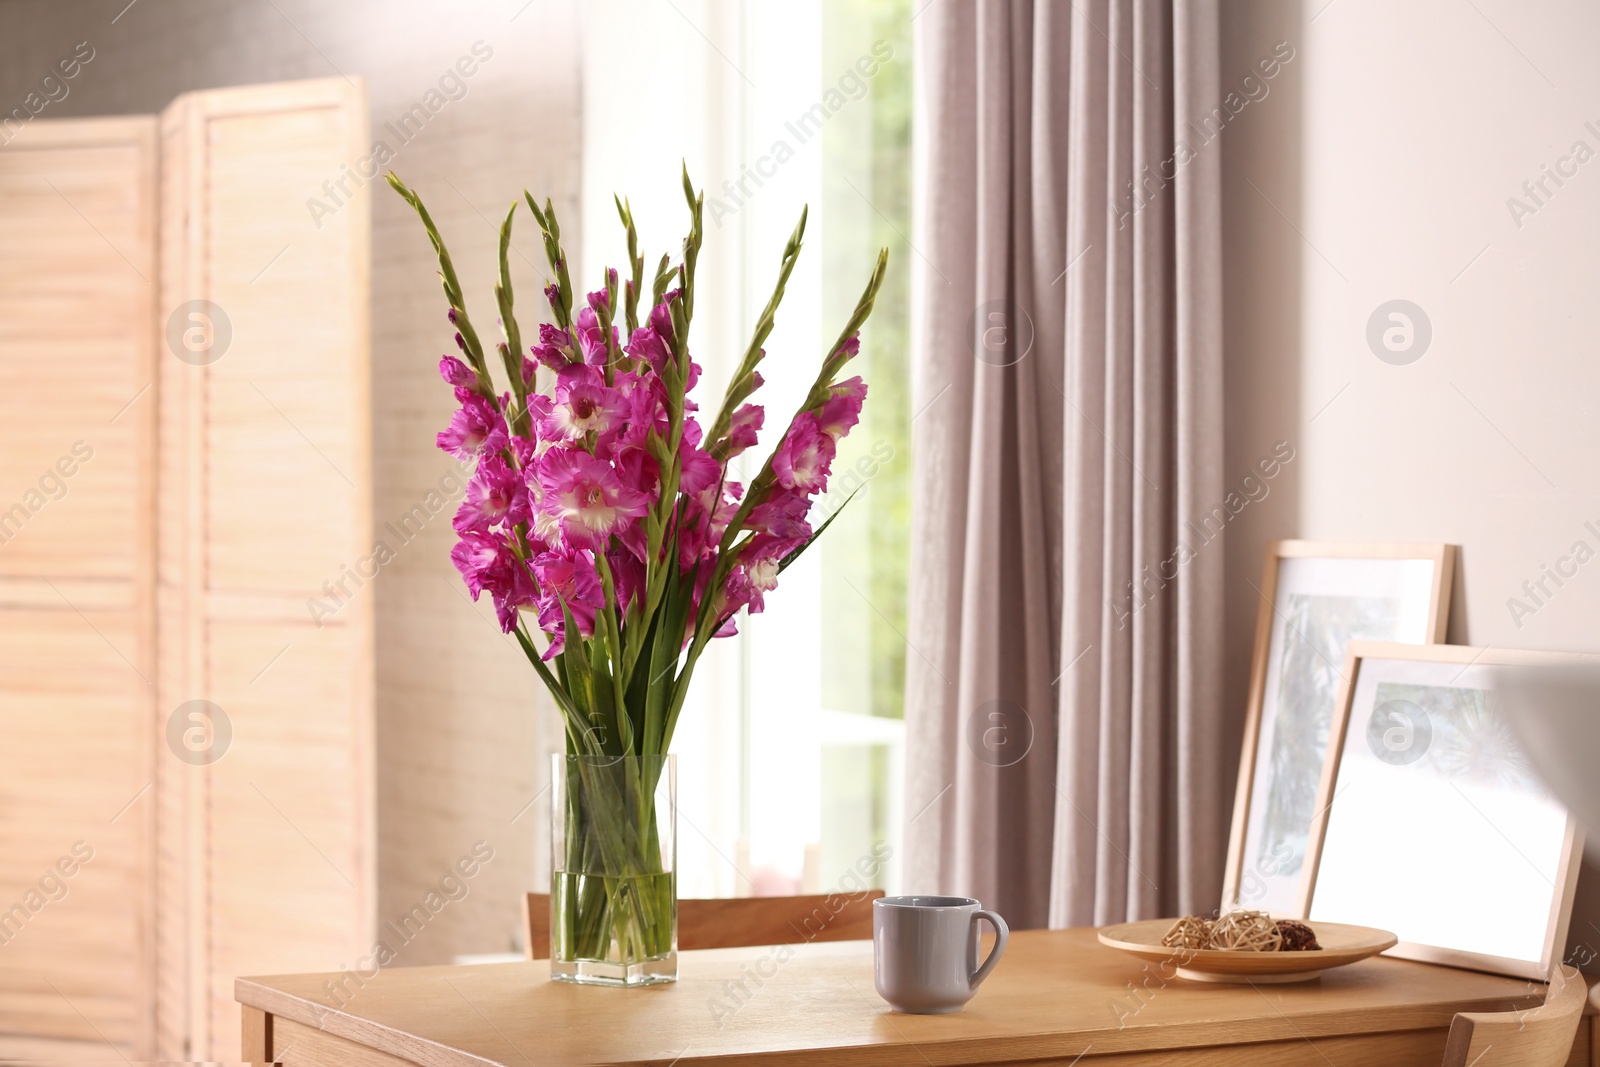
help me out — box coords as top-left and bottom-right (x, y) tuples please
(523, 890), (884, 959)
(1440, 964), (1585, 1067)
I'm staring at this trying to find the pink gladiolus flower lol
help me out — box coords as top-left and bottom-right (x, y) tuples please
(611, 367), (645, 395)
(650, 294), (676, 339)
(439, 355), (475, 389)
(529, 344), (565, 371)
(524, 393), (554, 428)
(675, 497), (723, 569)
(450, 531), (536, 632)
(618, 375), (669, 448)
(573, 307), (614, 366)
(713, 531), (797, 631)
(437, 394), (507, 460)
(531, 550), (603, 657)
(744, 554), (782, 605)
(691, 488), (740, 558)
(746, 488), (812, 539)
(609, 446), (659, 560)
(680, 446), (721, 498)
(728, 554), (782, 616)
(771, 413), (834, 494)
(530, 322), (570, 371)
(612, 444), (661, 501)
(724, 403), (763, 458)
(539, 447), (651, 550)
(625, 322), (670, 376)
(515, 396), (558, 467)
(606, 547), (646, 615)
(450, 531), (510, 600)
(453, 455), (529, 534)
(677, 420), (722, 498)
(682, 361), (702, 414)
(750, 533), (803, 566)
(817, 376), (867, 439)
(544, 364), (628, 440)
(492, 564), (539, 633)
(521, 464), (563, 549)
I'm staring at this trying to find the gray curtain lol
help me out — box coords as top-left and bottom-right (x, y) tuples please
(904, 0), (1225, 930)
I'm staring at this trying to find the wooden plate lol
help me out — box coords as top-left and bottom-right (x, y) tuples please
(1097, 920), (1398, 984)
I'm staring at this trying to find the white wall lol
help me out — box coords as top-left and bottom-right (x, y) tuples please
(1221, 0), (1600, 963)
(0, 0), (581, 964)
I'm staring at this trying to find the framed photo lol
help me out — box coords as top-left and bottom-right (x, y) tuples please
(1300, 643), (1585, 980)
(1222, 541), (1454, 914)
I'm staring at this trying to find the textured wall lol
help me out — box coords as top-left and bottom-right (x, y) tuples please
(0, 0), (578, 964)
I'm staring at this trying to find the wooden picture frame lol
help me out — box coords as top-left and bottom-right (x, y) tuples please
(1222, 541), (1454, 914)
(1300, 642), (1586, 980)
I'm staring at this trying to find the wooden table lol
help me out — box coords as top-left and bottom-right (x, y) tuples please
(237, 927), (1592, 1066)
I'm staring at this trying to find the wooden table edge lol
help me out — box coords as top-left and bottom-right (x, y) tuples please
(238, 977), (505, 1067)
(236, 964), (1574, 1067)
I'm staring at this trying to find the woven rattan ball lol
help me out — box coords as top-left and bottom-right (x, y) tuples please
(1207, 910), (1283, 952)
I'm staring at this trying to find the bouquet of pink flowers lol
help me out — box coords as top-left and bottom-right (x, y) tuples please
(389, 168), (884, 757)
(389, 167), (886, 981)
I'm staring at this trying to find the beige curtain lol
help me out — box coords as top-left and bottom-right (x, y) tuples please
(905, 0), (1225, 929)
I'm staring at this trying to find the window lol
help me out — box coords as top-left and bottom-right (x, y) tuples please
(580, 0), (913, 899)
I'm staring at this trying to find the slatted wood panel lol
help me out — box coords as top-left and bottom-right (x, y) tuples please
(0, 117), (159, 1058)
(157, 78), (374, 1062)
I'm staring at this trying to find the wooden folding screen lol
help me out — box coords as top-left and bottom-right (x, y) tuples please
(0, 116), (160, 1059)
(157, 78), (374, 1061)
(0, 77), (372, 1062)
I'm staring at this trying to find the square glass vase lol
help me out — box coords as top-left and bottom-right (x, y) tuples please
(549, 753), (677, 986)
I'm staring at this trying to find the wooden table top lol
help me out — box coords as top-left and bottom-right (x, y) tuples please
(236, 927), (1556, 1066)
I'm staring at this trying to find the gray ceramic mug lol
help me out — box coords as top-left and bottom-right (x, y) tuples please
(873, 896), (1009, 1014)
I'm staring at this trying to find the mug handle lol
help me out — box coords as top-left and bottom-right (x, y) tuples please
(968, 909), (1009, 990)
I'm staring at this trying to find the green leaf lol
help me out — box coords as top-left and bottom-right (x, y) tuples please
(778, 483), (863, 575)
(557, 599), (605, 753)
(592, 551), (635, 752)
(513, 624), (588, 748)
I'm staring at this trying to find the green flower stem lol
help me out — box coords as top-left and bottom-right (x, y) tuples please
(494, 203), (531, 437)
(706, 206), (807, 456)
(614, 195), (645, 335)
(558, 756), (672, 963)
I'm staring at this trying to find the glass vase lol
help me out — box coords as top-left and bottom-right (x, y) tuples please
(549, 753), (677, 986)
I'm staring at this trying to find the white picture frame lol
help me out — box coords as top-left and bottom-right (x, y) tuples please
(1222, 541), (1454, 914)
(1301, 642), (1586, 980)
